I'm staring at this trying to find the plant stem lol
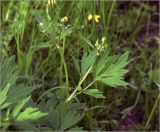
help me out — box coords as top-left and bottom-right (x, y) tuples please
(60, 50), (69, 96)
(145, 93), (160, 128)
(133, 90), (141, 107)
(106, 0), (116, 30)
(57, 38), (70, 97)
(60, 61), (63, 84)
(62, 38), (70, 96)
(76, 80), (95, 96)
(80, 67), (92, 85)
(66, 66), (93, 102)
(82, 80), (95, 92)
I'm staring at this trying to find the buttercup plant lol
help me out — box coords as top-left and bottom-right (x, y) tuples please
(66, 37), (129, 102)
(35, 14), (129, 104)
(2, 1), (158, 131)
(34, 12), (129, 108)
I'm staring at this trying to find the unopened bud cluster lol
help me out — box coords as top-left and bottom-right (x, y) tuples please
(95, 37), (107, 55)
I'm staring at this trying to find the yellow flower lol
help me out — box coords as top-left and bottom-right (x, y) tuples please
(61, 16), (68, 23)
(64, 16), (68, 22)
(88, 14), (93, 21)
(94, 15), (101, 23)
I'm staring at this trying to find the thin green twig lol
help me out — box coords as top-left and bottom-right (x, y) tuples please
(145, 92), (160, 128)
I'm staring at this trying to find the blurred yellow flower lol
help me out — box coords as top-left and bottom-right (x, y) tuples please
(94, 15), (101, 23)
(64, 16), (68, 22)
(88, 14), (93, 21)
(61, 16), (68, 23)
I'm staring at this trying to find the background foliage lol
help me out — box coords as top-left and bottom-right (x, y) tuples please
(1, 0), (159, 131)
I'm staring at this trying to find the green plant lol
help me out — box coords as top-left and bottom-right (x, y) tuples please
(29, 12), (129, 130)
(1, 1), (159, 131)
(66, 38), (129, 102)
(34, 12), (129, 102)
(37, 96), (85, 131)
(0, 56), (47, 130)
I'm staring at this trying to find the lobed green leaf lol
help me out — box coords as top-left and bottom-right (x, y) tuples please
(94, 51), (129, 87)
(83, 88), (105, 98)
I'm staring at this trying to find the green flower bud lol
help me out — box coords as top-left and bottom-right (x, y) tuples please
(102, 37), (106, 44)
(39, 22), (44, 27)
(95, 39), (99, 48)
